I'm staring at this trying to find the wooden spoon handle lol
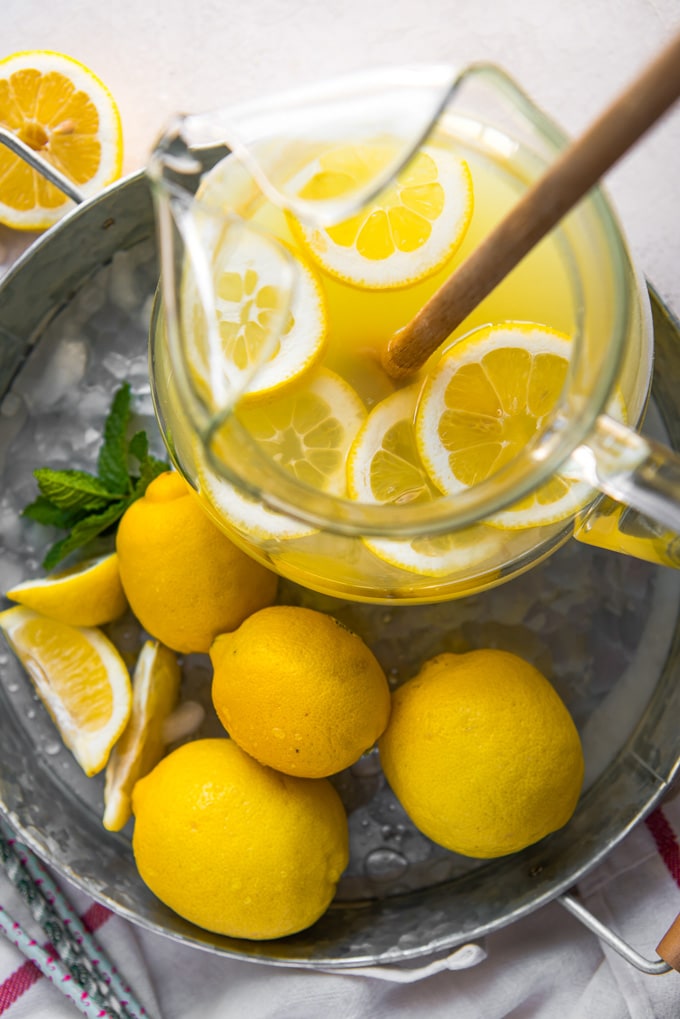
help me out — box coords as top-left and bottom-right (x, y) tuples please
(382, 31), (680, 380)
(657, 911), (680, 971)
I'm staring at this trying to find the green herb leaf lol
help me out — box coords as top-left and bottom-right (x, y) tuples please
(34, 468), (122, 513)
(23, 382), (170, 571)
(21, 495), (81, 530)
(42, 499), (130, 570)
(97, 382), (133, 493)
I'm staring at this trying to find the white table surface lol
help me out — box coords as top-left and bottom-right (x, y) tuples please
(2, 3), (680, 1017)
(3, 0), (680, 317)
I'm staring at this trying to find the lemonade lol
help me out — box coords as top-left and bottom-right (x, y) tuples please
(150, 111), (650, 603)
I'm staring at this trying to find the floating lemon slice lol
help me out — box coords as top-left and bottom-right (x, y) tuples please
(103, 640), (181, 832)
(0, 606), (131, 776)
(187, 155), (328, 404)
(416, 323), (625, 529)
(195, 444), (317, 543)
(236, 367), (366, 497)
(288, 140), (473, 289)
(347, 385), (502, 575)
(0, 50), (123, 230)
(6, 553), (127, 627)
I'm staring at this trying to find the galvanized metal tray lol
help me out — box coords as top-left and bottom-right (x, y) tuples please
(1, 173), (679, 972)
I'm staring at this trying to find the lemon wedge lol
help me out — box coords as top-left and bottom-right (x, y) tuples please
(347, 384), (501, 575)
(288, 140), (473, 289)
(6, 553), (127, 627)
(0, 50), (123, 230)
(0, 606), (131, 776)
(103, 640), (181, 832)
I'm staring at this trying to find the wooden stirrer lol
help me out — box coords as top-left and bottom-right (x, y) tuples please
(382, 31), (680, 381)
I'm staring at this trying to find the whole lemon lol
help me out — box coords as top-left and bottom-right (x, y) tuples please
(211, 605), (391, 778)
(379, 650), (584, 859)
(116, 471), (278, 653)
(131, 738), (349, 939)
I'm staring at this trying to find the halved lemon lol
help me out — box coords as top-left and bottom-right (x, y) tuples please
(6, 553), (127, 627)
(347, 385), (502, 575)
(415, 323), (619, 529)
(103, 640), (181, 832)
(0, 606), (132, 776)
(0, 50), (123, 230)
(236, 367), (366, 497)
(288, 140), (473, 289)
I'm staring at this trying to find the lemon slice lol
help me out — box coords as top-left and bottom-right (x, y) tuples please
(103, 640), (181, 832)
(209, 233), (328, 401)
(0, 50), (123, 230)
(236, 367), (366, 497)
(6, 553), (127, 627)
(196, 444), (317, 542)
(347, 385), (502, 575)
(416, 323), (606, 529)
(288, 140), (473, 289)
(0, 606), (132, 776)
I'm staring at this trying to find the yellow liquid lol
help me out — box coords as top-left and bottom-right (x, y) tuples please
(152, 123), (644, 603)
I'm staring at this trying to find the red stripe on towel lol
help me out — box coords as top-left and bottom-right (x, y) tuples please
(0, 905), (112, 1014)
(645, 807), (680, 887)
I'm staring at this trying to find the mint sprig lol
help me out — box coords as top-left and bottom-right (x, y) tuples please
(23, 382), (169, 570)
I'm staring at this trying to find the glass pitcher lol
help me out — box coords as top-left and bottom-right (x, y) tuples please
(147, 64), (680, 604)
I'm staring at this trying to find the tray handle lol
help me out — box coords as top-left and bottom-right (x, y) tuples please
(0, 126), (85, 204)
(559, 892), (674, 974)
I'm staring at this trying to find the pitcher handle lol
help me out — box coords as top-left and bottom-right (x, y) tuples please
(571, 414), (680, 567)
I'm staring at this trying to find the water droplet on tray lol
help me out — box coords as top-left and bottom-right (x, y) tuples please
(364, 848), (409, 881)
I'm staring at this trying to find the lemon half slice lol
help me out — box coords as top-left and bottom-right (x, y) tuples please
(289, 140), (473, 289)
(0, 606), (131, 776)
(0, 50), (123, 230)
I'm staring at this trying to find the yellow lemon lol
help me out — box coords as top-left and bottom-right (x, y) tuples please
(0, 606), (131, 776)
(288, 139), (473, 289)
(132, 738), (349, 939)
(379, 649), (584, 858)
(5, 553), (127, 627)
(346, 383), (503, 576)
(211, 605), (391, 778)
(103, 640), (181, 832)
(115, 471), (278, 654)
(0, 50), (123, 230)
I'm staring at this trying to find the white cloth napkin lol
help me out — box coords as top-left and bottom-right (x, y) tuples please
(2, 790), (680, 1019)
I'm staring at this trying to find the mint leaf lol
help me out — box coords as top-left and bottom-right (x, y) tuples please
(97, 382), (133, 493)
(22, 495), (80, 530)
(42, 498), (130, 570)
(23, 381), (170, 572)
(34, 468), (122, 513)
(128, 430), (149, 463)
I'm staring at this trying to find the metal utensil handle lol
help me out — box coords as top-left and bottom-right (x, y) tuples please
(0, 126), (85, 204)
(559, 892), (673, 974)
